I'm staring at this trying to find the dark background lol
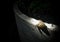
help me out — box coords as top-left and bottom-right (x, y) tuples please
(8, 0), (60, 42)
(8, 0), (21, 42)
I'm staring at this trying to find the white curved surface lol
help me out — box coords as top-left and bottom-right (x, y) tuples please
(13, 3), (58, 42)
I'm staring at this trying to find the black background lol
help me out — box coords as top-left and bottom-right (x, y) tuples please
(8, 0), (21, 42)
(8, 0), (60, 42)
